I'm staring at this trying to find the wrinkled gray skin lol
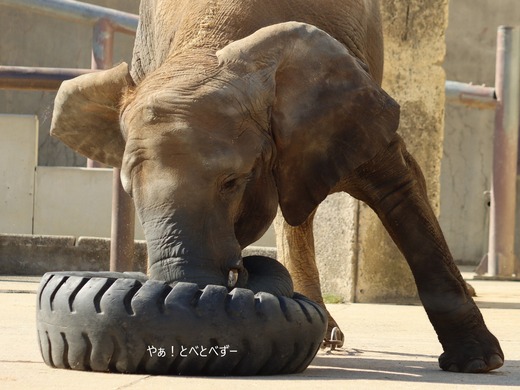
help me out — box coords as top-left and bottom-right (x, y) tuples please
(50, 0), (504, 373)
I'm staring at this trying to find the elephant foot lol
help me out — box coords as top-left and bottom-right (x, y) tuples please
(432, 302), (504, 373)
(438, 327), (504, 373)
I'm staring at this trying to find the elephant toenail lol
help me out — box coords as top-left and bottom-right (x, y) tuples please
(488, 354), (505, 370)
(448, 363), (459, 372)
(464, 359), (487, 373)
(228, 268), (239, 289)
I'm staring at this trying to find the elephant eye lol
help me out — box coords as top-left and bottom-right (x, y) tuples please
(220, 173), (252, 194)
(221, 176), (241, 193)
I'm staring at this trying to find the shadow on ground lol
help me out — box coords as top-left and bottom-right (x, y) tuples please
(220, 348), (519, 386)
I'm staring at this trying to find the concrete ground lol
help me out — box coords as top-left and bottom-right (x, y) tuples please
(0, 271), (518, 389)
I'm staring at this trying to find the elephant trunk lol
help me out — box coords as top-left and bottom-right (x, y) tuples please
(139, 210), (294, 297)
(141, 215), (248, 290)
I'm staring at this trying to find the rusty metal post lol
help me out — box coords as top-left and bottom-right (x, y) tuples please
(110, 169), (136, 272)
(87, 18), (113, 169)
(90, 18), (135, 272)
(487, 26), (520, 278)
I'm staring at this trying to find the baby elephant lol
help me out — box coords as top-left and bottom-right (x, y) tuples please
(50, 0), (503, 373)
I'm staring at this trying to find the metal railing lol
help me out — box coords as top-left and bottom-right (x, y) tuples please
(486, 26), (520, 279)
(0, 66), (94, 90)
(0, 0), (138, 273)
(444, 27), (519, 279)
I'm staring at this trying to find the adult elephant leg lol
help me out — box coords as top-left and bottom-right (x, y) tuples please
(274, 210), (342, 344)
(344, 134), (504, 373)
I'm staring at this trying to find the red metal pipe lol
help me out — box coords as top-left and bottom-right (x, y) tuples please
(91, 18), (114, 72)
(110, 168), (136, 272)
(87, 18), (113, 169)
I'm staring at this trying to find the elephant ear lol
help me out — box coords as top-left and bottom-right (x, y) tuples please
(50, 62), (133, 168)
(217, 22), (400, 226)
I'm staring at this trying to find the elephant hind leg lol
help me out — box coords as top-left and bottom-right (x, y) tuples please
(274, 210), (343, 346)
(342, 134), (503, 372)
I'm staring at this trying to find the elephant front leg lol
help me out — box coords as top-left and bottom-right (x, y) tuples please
(344, 134), (504, 373)
(274, 209), (343, 346)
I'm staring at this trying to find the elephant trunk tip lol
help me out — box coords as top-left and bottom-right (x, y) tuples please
(147, 256), (250, 291)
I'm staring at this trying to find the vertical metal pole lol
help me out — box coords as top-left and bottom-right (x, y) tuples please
(110, 168), (136, 272)
(91, 19), (135, 272)
(488, 26), (520, 277)
(88, 18), (113, 169)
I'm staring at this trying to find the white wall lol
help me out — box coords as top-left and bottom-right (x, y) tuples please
(0, 115), (37, 234)
(33, 166), (146, 239)
(0, 115), (145, 239)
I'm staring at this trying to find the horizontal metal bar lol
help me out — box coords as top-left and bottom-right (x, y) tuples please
(0, 66), (94, 90)
(0, 67), (502, 114)
(0, 0), (138, 34)
(445, 80), (497, 109)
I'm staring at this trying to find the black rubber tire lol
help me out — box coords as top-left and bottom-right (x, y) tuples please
(36, 271), (327, 376)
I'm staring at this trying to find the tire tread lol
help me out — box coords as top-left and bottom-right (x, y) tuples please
(49, 276), (68, 312)
(68, 278), (89, 312)
(123, 280), (142, 315)
(155, 285), (171, 314)
(45, 331), (55, 368)
(60, 332), (70, 369)
(81, 332), (93, 371)
(93, 279), (115, 314)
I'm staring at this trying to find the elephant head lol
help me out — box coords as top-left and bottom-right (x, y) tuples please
(51, 22), (399, 293)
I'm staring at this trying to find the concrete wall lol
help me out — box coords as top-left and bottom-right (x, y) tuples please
(439, 0), (520, 265)
(0, 234), (148, 275)
(356, 0), (448, 302)
(313, 194), (359, 302)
